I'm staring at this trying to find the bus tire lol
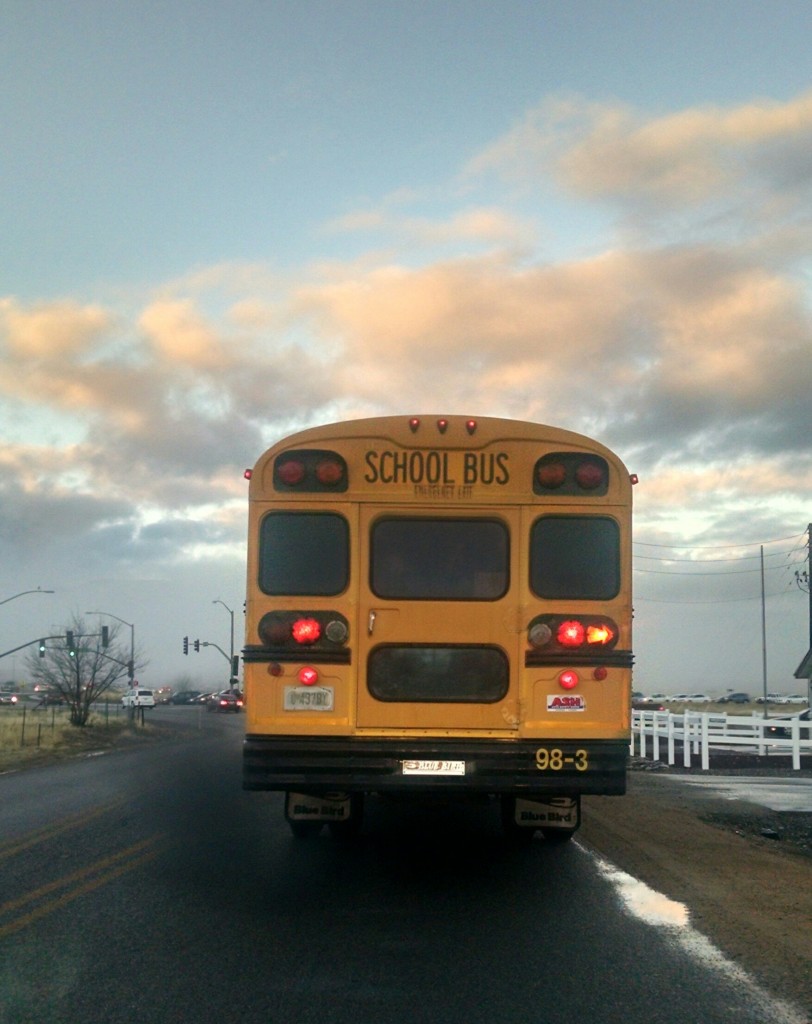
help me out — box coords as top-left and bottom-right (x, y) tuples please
(328, 794), (364, 840)
(500, 796), (536, 842)
(288, 820), (323, 839)
(541, 828), (576, 843)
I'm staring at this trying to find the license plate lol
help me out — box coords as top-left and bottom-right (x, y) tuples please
(401, 760), (466, 776)
(283, 686), (334, 711)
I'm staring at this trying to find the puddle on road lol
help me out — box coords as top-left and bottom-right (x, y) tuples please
(582, 847), (808, 1024)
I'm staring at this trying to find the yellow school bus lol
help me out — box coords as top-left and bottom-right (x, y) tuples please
(242, 415), (635, 839)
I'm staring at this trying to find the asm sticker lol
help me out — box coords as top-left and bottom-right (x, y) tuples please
(547, 694), (586, 711)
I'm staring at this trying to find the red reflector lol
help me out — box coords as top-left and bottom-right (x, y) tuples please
(243, 469), (253, 480)
(557, 620), (585, 647)
(593, 666), (608, 681)
(298, 666), (319, 686)
(277, 460), (305, 485)
(558, 670), (579, 690)
(291, 618), (321, 644)
(586, 624), (615, 645)
(575, 461), (605, 490)
(315, 459), (344, 485)
(537, 461), (567, 488)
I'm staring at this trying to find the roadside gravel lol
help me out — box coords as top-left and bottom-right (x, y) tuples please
(579, 755), (812, 1016)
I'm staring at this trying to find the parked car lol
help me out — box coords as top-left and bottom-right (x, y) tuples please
(121, 688), (155, 708)
(717, 692), (751, 704)
(207, 690), (243, 713)
(765, 708), (810, 739)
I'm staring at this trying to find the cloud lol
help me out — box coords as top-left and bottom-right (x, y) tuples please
(2, 88), (811, 596)
(466, 90), (812, 210)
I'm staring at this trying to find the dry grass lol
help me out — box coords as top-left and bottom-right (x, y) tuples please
(0, 703), (143, 772)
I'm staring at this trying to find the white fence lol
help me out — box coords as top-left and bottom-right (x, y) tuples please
(630, 709), (811, 771)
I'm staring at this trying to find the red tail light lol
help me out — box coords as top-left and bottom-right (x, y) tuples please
(558, 670), (580, 689)
(527, 614), (619, 653)
(291, 618), (321, 644)
(557, 620), (585, 647)
(298, 667), (319, 686)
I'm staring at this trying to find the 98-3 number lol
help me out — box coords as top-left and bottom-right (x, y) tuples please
(535, 748), (589, 772)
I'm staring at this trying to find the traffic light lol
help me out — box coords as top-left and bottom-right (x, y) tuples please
(193, 639), (200, 652)
(101, 625), (109, 647)
(231, 655), (240, 678)
(38, 639), (46, 658)
(66, 631), (75, 657)
(183, 635), (189, 655)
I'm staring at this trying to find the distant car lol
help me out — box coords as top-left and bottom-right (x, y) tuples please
(169, 691), (202, 705)
(765, 708), (810, 739)
(0, 693), (18, 706)
(121, 688), (155, 708)
(206, 690), (243, 713)
(35, 693), (66, 707)
(632, 700), (665, 711)
(718, 692), (751, 704)
(686, 693), (711, 703)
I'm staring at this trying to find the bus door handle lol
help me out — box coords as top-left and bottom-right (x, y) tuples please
(367, 610), (377, 635)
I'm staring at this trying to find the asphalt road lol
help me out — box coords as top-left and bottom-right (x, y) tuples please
(0, 710), (807, 1024)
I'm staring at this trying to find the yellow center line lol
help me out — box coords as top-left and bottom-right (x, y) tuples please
(0, 834), (166, 939)
(0, 800), (126, 862)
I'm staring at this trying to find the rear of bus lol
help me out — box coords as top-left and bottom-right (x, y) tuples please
(242, 415), (634, 838)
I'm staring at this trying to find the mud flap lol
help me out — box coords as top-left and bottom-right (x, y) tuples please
(503, 795), (581, 834)
(285, 791), (355, 824)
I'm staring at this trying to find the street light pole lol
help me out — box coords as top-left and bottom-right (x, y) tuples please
(213, 600), (235, 682)
(86, 611), (135, 681)
(1, 588), (55, 606)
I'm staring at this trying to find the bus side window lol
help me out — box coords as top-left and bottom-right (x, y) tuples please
(530, 516), (619, 600)
(259, 512), (349, 596)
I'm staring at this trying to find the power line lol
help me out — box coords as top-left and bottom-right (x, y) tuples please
(633, 531), (805, 551)
(633, 559), (806, 577)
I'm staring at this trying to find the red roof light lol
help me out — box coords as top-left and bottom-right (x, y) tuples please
(277, 460), (306, 485)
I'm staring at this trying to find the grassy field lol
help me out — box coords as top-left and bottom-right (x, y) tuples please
(0, 702), (148, 772)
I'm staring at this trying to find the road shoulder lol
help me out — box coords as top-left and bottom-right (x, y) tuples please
(580, 768), (812, 1014)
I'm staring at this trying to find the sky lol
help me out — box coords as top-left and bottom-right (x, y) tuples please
(1, 0), (811, 696)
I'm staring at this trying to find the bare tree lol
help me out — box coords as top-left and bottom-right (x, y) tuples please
(25, 616), (145, 726)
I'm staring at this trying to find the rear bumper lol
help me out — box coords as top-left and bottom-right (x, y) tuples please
(243, 735), (627, 796)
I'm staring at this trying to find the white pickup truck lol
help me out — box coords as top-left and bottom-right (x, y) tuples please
(121, 687), (155, 708)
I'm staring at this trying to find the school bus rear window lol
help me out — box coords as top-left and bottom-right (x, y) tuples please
(371, 517), (509, 600)
(259, 512), (349, 596)
(530, 515), (620, 599)
(368, 645), (509, 702)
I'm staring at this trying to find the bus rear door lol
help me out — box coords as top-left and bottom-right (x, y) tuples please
(356, 506), (522, 733)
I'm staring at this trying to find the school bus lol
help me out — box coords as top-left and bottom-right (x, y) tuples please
(242, 415), (635, 839)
